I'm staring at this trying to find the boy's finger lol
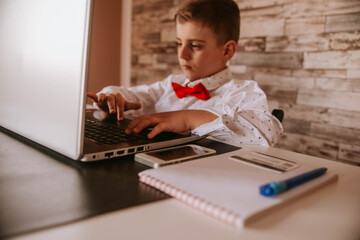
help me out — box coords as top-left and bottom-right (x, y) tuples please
(116, 96), (125, 120)
(126, 116), (153, 134)
(147, 123), (166, 139)
(124, 101), (142, 111)
(129, 119), (149, 133)
(98, 93), (107, 102)
(87, 92), (99, 102)
(125, 117), (140, 134)
(106, 95), (116, 114)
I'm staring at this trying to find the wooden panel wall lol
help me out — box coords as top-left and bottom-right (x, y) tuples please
(131, 0), (360, 165)
(88, 0), (122, 94)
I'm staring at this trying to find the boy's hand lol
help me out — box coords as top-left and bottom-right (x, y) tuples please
(125, 110), (217, 139)
(87, 92), (142, 120)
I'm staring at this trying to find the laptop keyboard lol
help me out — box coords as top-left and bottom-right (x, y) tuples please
(85, 118), (148, 145)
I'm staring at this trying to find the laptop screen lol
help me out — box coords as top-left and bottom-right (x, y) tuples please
(0, 0), (92, 159)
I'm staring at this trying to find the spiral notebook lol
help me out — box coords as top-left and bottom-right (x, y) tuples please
(139, 149), (338, 227)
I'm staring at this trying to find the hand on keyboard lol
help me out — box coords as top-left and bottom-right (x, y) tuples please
(87, 92), (142, 120)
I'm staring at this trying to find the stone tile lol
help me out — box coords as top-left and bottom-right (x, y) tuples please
(281, 103), (360, 130)
(266, 35), (329, 52)
(320, 108), (360, 130)
(304, 50), (360, 69)
(297, 88), (360, 111)
(132, 67), (171, 86)
(291, 69), (347, 78)
(143, 42), (177, 54)
(291, 1), (360, 18)
(231, 52), (303, 69)
(131, 54), (138, 65)
(326, 12), (360, 33)
(144, 32), (161, 44)
(238, 38), (265, 52)
(237, 0), (296, 10)
(278, 103), (324, 123)
(240, 4), (292, 18)
(160, 25), (176, 42)
(278, 103), (360, 129)
(240, 17), (284, 38)
(142, 0), (175, 13)
(277, 132), (339, 161)
(347, 69), (360, 79)
(244, 66), (293, 77)
(325, 0), (360, 15)
(259, 85), (298, 104)
(236, 0), (278, 10)
(285, 16), (325, 36)
(329, 31), (360, 50)
(315, 77), (360, 92)
(311, 122), (360, 145)
(268, 100), (280, 112)
(254, 73), (315, 89)
(138, 54), (156, 65)
(282, 118), (311, 135)
(156, 53), (178, 65)
(339, 143), (360, 164)
(159, 6), (179, 22)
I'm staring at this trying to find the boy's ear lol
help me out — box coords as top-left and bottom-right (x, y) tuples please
(223, 40), (237, 61)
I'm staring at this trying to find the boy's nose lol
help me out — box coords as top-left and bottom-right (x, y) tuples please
(178, 46), (190, 60)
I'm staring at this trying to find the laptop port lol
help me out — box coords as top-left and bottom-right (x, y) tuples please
(117, 150), (125, 155)
(137, 146), (144, 152)
(128, 148), (135, 153)
(105, 152), (114, 158)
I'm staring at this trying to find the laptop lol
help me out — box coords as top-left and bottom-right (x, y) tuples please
(0, 0), (202, 161)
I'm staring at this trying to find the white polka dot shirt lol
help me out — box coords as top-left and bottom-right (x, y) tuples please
(98, 67), (283, 147)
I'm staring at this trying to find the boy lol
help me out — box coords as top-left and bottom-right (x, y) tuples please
(88, 0), (283, 147)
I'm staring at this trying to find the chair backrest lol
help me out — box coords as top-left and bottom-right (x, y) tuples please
(271, 109), (284, 123)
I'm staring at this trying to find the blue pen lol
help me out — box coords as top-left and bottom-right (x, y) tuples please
(260, 168), (327, 197)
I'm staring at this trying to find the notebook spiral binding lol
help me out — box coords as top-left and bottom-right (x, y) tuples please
(139, 174), (241, 227)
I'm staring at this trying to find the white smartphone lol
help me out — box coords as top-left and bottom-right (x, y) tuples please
(135, 144), (216, 168)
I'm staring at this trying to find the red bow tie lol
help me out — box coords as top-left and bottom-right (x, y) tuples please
(171, 82), (210, 100)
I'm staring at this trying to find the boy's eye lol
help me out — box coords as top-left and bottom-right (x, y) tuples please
(190, 44), (202, 49)
(176, 41), (203, 50)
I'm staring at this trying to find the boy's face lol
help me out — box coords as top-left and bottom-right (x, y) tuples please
(176, 20), (227, 81)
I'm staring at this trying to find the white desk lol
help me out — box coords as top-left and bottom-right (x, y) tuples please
(2, 132), (360, 240)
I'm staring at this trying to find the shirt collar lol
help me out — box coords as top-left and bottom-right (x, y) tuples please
(186, 67), (232, 91)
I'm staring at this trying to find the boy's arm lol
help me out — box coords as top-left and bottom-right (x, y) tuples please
(88, 76), (170, 120)
(191, 109), (283, 147)
(125, 110), (217, 139)
(189, 80), (284, 147)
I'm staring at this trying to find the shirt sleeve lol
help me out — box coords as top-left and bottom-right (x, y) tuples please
(191, 80), (283, 147)
(96, 76), (171, 117)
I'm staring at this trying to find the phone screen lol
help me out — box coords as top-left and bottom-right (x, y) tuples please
(147, 146), (208, 161)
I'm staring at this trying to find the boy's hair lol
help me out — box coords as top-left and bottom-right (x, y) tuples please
(174, 0), (240, 45)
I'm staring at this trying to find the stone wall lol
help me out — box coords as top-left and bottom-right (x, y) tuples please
(131, 0), (360, 165)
